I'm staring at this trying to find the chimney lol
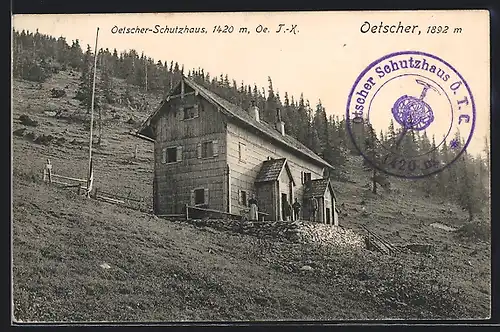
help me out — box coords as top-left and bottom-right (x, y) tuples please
(275, 108), (285, 135)
(249, 100), (260, 122)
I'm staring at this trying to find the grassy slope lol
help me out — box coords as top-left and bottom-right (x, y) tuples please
(11, 71), (491, 322)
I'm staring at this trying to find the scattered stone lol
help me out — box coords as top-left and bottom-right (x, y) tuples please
(300, 265), (314, 271)
(43, 110), (58, 117)
(100, 263), (111, 269)
(430, 222), (457, 232)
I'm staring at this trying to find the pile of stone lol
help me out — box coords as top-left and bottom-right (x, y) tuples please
(184, 217), (363, 250)
(295, 223), (365, 249)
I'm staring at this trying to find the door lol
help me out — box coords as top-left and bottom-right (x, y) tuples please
(326, 207), (331, 224)
(281, 193), (287, 221)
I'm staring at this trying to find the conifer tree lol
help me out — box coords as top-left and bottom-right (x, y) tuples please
(455, 153), (483, 221)
(365, 123), (380, 193)
(265, 76), (278, 123)
(483, 135), (490, 174)
(75, 45), (94, 113)
(100, 51), (114, 104)
(387, 119), (397, 148)
(69, 39), (83, 69)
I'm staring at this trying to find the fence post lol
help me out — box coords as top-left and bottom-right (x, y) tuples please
(46, 159), (52, 184)
(185, 204), (189, 220)
(134, 144), (138, 159)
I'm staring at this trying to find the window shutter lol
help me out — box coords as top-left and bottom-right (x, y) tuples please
(301, 171), (304, 184)
(197, 142), (202, 158)
(190, 189), (195, 205)
(238, 190), (242, 205)
(204, 188), (209, 205)
(161, 148), (167, 164)
(176, 146), (183, 161)
(239, 143), (246, 161)
(212, 140), (219, 157)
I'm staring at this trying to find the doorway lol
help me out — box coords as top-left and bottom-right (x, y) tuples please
(281, 193), (287, 221)
(326, 207), (331, 224)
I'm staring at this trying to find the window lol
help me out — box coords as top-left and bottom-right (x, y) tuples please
(194, 188), (205, 205)
(202, 141), (213, 158)
(161, 146), (183, 164)
(197, 140), (219, 159)
(239, 190), (247, 206)
(166, 148), (177, 163)
(192, 188), (209, 206)
(238, 142), (246, 162)
(302, 172), (312, 184)
(183, 104), (199, 120)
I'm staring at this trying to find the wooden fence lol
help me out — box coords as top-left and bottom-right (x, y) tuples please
(42, 159), (88, 194)
(42, 159), (150, 211)
(93, 187), (149, 211)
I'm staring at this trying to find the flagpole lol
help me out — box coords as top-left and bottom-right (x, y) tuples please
(87, 27), (99, 197)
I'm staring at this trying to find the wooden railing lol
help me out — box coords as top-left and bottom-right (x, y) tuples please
(93, 187), (148, 211)
(361, 224), (400, 255)
(42, 159), (88, 193)
(184, 205), (269, 221)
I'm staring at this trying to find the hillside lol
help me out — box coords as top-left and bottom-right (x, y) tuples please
(11, 70), (491, 321)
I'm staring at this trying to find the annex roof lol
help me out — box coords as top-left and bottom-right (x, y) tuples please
(303, 178), (337, 200)
(255, 158), (295, 185)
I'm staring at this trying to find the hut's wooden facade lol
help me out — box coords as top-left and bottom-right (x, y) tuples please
(136, 76), (339, 225)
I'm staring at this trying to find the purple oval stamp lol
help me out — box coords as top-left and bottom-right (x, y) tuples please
(346, 51), (476, 179)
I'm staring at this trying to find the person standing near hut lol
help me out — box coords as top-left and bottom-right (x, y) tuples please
(292, 198), (301, 221)
(248, 195), (258, 221)
(284, 200), (292, 221)
(310, 197), (318, 222)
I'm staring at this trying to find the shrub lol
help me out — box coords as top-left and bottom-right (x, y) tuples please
(24, 63), (50, 83)
(19, 115), (38, 127)
(456, 220), (490, 242)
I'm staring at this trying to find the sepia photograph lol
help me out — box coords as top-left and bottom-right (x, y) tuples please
(11, 10), (491, 323)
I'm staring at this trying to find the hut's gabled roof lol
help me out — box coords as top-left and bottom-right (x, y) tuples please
(303, 178), (337, 200)
(255, 158), (295, 185)
(136, 76), (334, 169)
